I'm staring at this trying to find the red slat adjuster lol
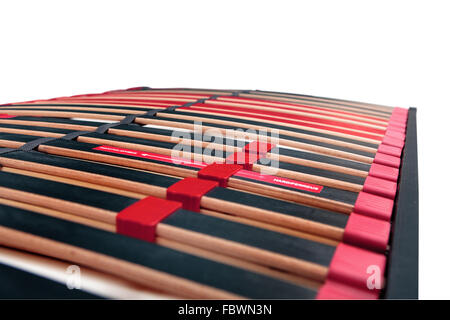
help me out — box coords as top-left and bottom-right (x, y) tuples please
(197, 163), (243, 187)
(166, 177), (218, 211)
(116, 196), (182, 242)
(317, 243), (386, 299)
(225, 151), (260, 170)
(225, 141), (275, 170)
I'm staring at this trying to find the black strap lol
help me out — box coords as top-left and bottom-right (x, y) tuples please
(231, 90), (250, 97)
(96, 109), (164, 134)
(19, 137), (58, 152)
(0, 131), (95, 157)
(163, 105), (180, 112)
(60, 131), (92, 141)
(164, 95), (220, 112)
(0, 148), (16, 155)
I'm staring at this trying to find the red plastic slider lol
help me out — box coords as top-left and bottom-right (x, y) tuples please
(116, 196), (182, 242)
(362, 176), (397, 199)
(197, 163), (243, 187)
(343, 213), (391, 252)
(325, 243), (386, 293)
(377, 143), (402, 157)
(381, 135), (404, 149)
(389, 117), (407, 127)
(390, 114), (408, 124)
(373, 151), (401, 168)
(385, 130), (405, 141)
(225, 151), (260, 170)
(390, 112), (408, 120)
(387, 126), (406, 135)
(353, 191), (394, 221)
(167, 177), (218, 211)
(368, 163), (399, 182)
(387, 122), (406, 133)
(392, 107), (409, 114)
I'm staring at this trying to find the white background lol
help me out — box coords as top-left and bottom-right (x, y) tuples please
(0, 1), (448, 299)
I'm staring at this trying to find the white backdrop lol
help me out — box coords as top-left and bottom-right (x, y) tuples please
(0, 0), (449, 299)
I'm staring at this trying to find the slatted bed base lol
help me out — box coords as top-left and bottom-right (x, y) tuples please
(0, 87), (418, 299)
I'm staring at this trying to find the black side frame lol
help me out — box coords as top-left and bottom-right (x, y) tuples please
(383, 107), (419, 299)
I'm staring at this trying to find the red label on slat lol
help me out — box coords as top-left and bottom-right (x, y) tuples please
(93, 145), (323, 193)
(0, 114), (16, 118)
(233, 170), (323, 193)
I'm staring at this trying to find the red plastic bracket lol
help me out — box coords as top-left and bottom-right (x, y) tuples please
(362, 176), (397, 199)
(197, 163), (243, 187)
(343, 213), (391, 252)
(389, 113), (408, 126)
(387, 122), (406, 133)
(390, 113), (408, 122)
(225, 151), (260, 170)
(353, 191), (394, 221)
(392, 107), (409, 115)
(116, 196), (182, 242)
(224, 141), (275, 170)
(324, 243), (386, 295)
(389, 117), (406, 126)
(368, 163), (399, 182)
(166, 177), (218, 211)
(377, 143), (402, 158)
(381, 135), (405, 149)
(385, 130), (405, 141)
(373, 151), (401, 168)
